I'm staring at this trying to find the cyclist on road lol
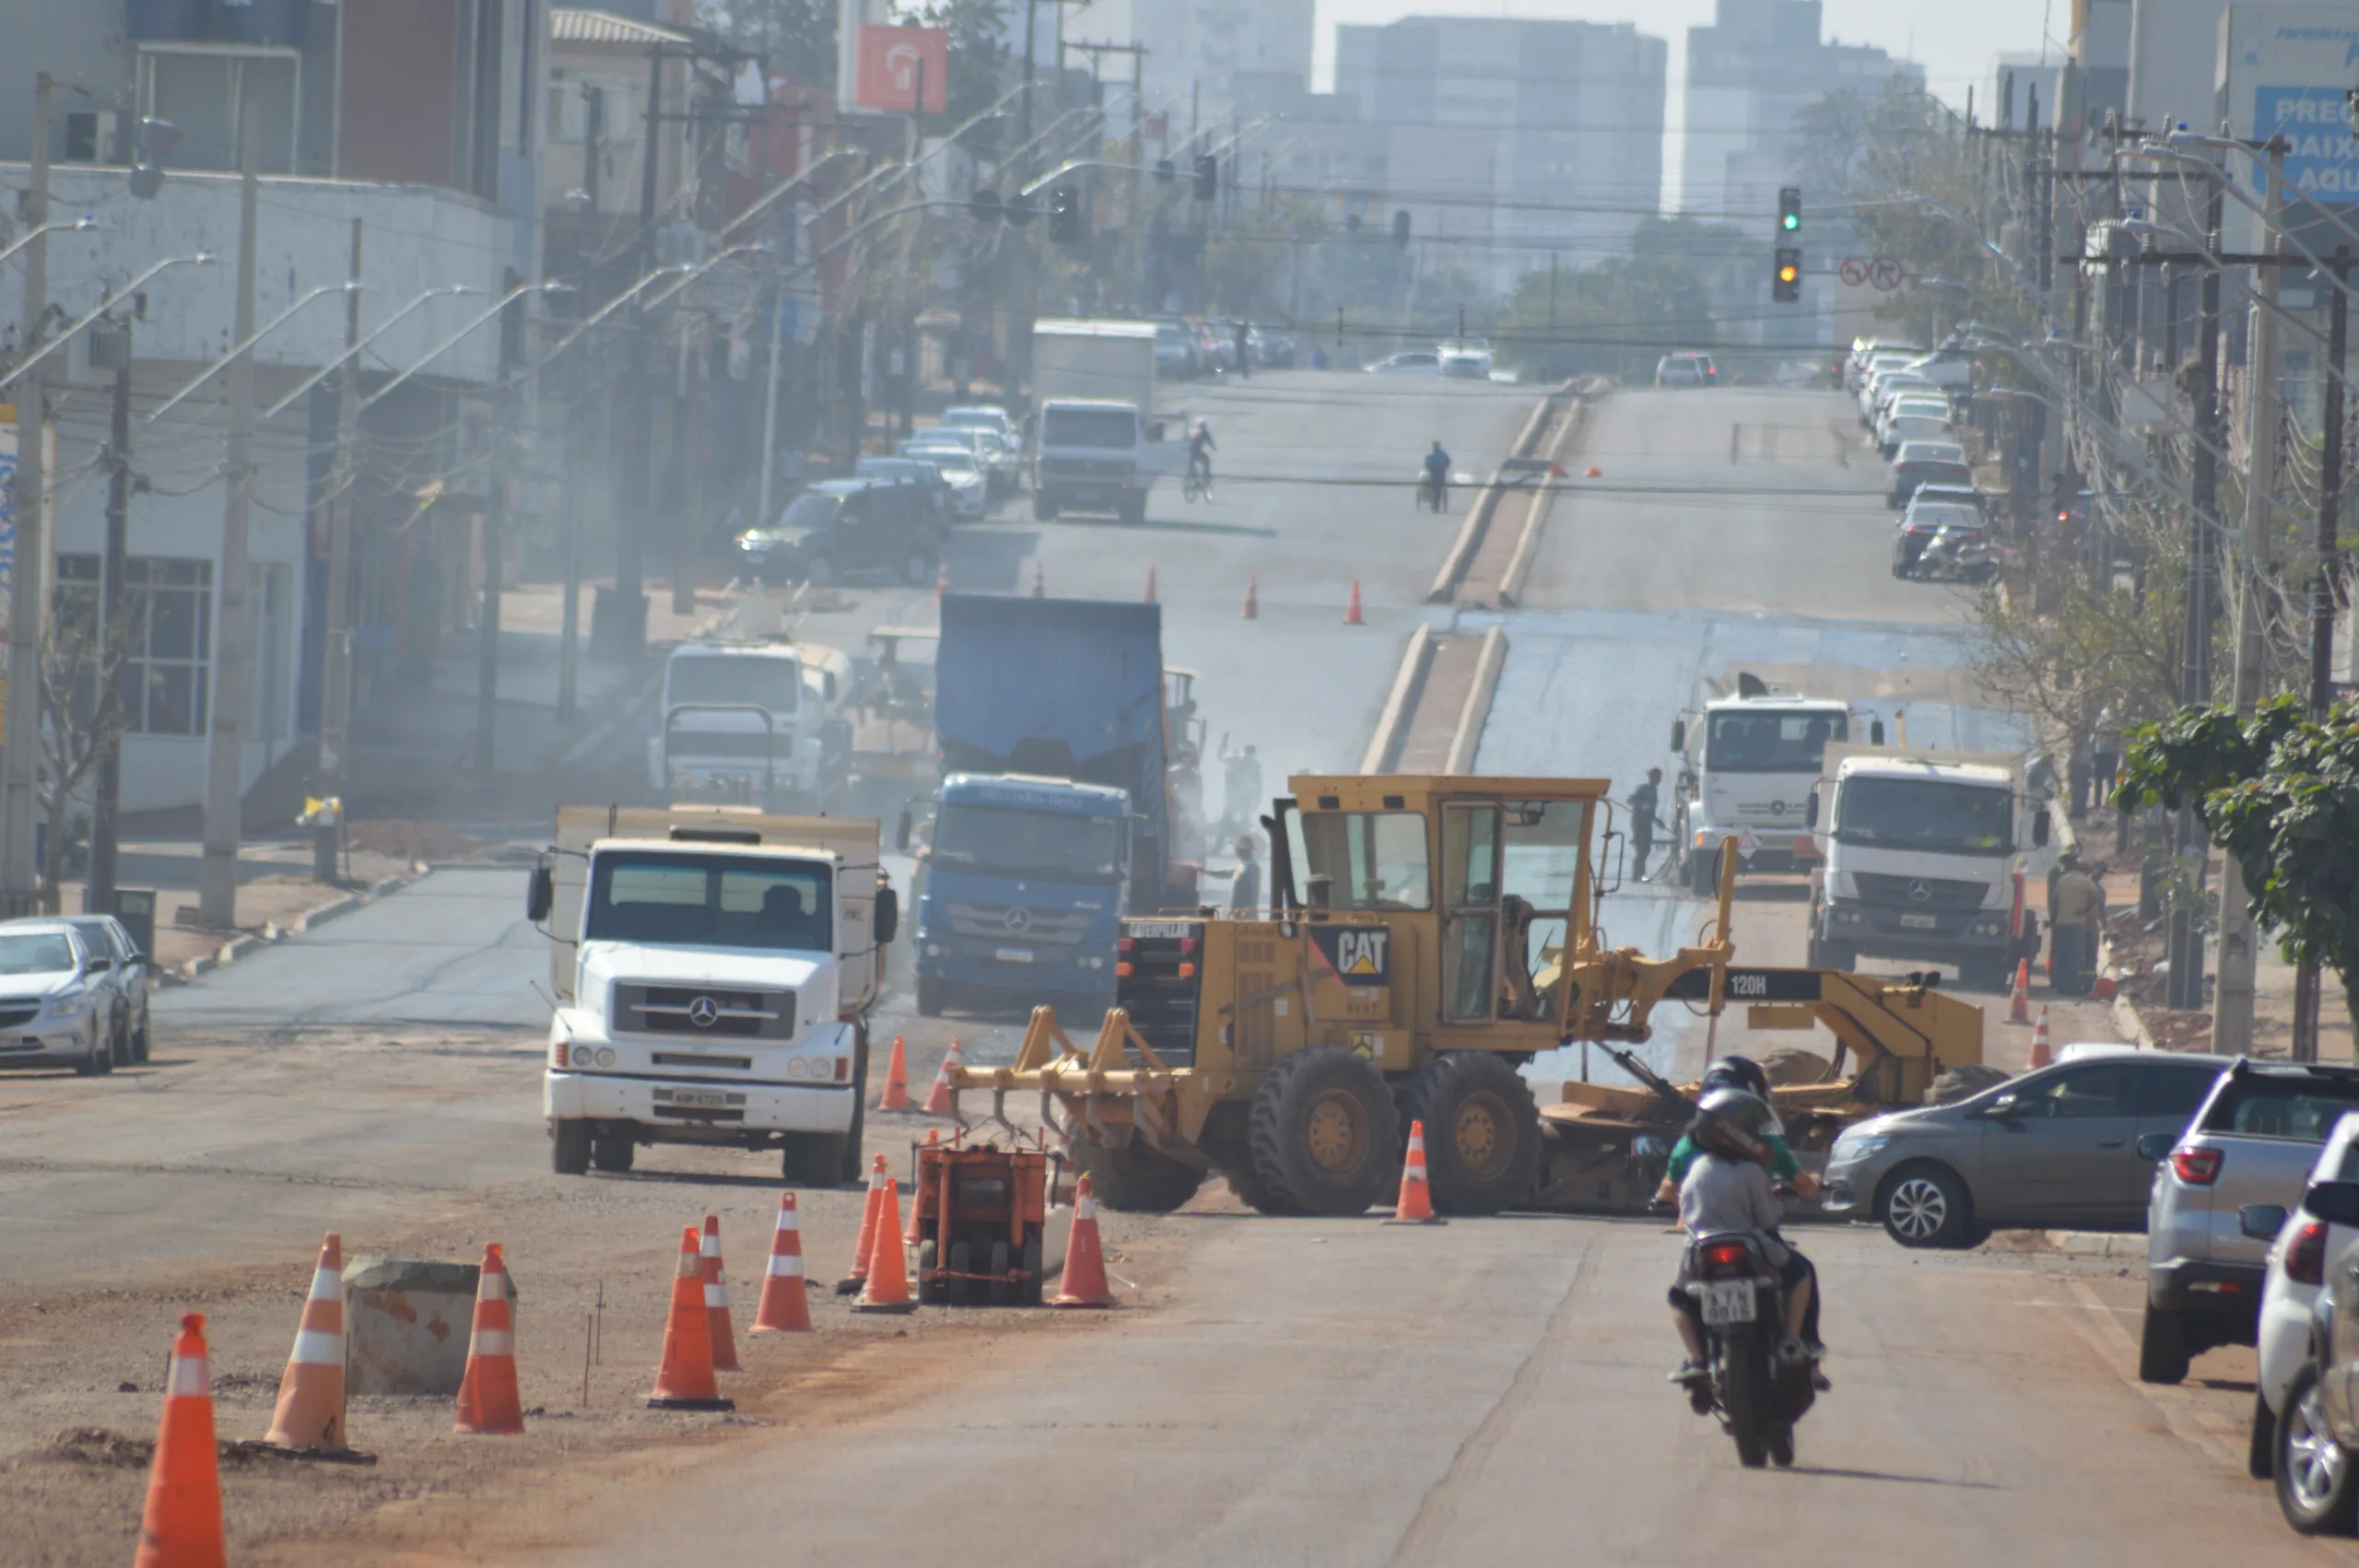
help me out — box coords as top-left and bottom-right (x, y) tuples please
(1188, 420), (1216, 488)
(1422, 440), (1451, 509)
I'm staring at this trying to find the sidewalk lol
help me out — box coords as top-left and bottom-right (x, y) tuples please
(61, 837), (417, 979)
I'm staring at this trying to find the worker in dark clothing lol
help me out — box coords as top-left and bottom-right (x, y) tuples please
(1628, 767), (1663, 881)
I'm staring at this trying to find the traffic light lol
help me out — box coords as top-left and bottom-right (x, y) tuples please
(1773, 247), (1802, 303)
(969, 187), (1003, 223)
(1049, 182), (1082, 245)
(1778, 186), (1801, 233)
(1193, 154), (1219, 202)
(1391, 209), (1412, 248)
(1154, 158), (1176, 185)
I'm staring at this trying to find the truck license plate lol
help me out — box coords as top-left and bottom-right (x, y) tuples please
(995, 946), (1034, 965)
(1898, 913), (1938, 930)
(1699, 1281), (1756, 1326)
(672, 1088), (730, 1108)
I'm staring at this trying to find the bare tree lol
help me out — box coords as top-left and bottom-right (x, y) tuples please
(35, 568), (135, 914)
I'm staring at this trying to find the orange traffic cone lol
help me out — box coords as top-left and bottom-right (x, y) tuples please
(838, 1157), (886, 1294)
(136, 1314), (225, 1568)
(751, 1192), (813, 1334)
(2008, 957), (2032, 1024)
(1385, 1120), (1445, 1225)
(453, 1243), (524, 1434)
(1142, 566), (1157, 603)
(922, 1039), (962, 1117)
(700, 1214), (741, 1374)
(853, 1164), (917, 1315)
(649, 1224), (732, 1410)
(2029, 1004), (2053, 1069)
(1583, 465), (1602, 478)
(1242, 575), (1259, 619)
(877, 1033), (911, 1112)
(907, 1129), (940, 1246)
(263, 1231), (347, 1451)
(1029, 560), (1046, 597)
(934, 560), (950, 601)
(1052, 1174), (1116, 1307)
(1344, 581), (1365, 626)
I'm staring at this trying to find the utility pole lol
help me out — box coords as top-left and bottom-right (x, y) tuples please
(2, 73), (54, 916)
(2214, 142), (2286, 1054)
(85, 310), (133, 914)
(672, 317), (701, 615)
(2294, 242), (2350, 1063)
(609, 43), (667, 661)
(314, 218), (362, 882)
(2165, 179), (2225, 1013)
(475, 279), (518, 776)
(198, 111), (260, 928)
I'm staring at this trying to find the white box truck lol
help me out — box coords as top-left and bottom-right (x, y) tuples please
(1029, 318), (1168, 523)
(529, 804), (897, 1185)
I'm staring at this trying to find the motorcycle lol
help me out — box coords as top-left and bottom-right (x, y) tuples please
(1680, 1229), (1816, 1469)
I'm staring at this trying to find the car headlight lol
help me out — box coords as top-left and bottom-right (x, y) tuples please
(43, 989), (91, 1019)
(1833, 1133), (1890, 1161)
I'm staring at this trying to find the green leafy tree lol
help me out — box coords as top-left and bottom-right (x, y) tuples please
(703, 0), (836, 90)
(2118, 696), (2359, 1031)
(912, 0), (1013, 140)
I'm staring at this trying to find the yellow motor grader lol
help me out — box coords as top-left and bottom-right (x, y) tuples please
(945, 773), (1984, 1217)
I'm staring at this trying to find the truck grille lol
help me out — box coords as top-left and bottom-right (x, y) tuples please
(667, 731), (791, 760)
(945, 901), (1094, 945)
(1852, 873), (1988, 911)
(614, 983), (795, 1040)
(1116, 920), (1202, 1067)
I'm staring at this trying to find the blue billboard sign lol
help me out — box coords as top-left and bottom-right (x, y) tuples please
(2251, 85), (2359, 202)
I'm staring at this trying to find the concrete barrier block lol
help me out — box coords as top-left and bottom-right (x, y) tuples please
(342, 1255), (520, 1397)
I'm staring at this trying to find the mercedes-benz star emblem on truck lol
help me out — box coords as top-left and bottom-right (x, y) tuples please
(687, 995), (721, 1028)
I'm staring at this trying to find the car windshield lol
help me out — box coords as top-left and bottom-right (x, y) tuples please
(0, 930), (76, 975)
(942, 409), (1004, 429)
(1896, 442), (1965, 463)
(1835, 778), (2013, 855)
(1907, 463), (1973, 486)
(1908, 504), (1983, 529)
(1040, 407), (1138, 449)
(585, 854), (831, 952)
(904, 446), (977, 474)
(666, 656), (801, 713)
(929, 803), (1122, 882)
(773, 492), (841, 532)
(2201, 1072), (2359, 1140)
(856, 460), (924, 483)
(1705, 710), (1848, 773)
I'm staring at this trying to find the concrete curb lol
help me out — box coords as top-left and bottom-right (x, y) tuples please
(1360, 624), (1436, 776)
(2032, 1229), (2147, 1258)
(1443, 626), (1508, 773)
(1497, 393), (1597, 607)
(168, 869), (422, 986)
(1425, 380), (1575, 603)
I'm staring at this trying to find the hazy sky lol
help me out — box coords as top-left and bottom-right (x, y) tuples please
(1311, 0), (2060, 102)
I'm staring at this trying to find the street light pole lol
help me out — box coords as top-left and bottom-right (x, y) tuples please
(198, 111), (261, 928)
(2, 73), (55, 916)
(314, 218), (364, 882)
(2294, 244), (2349, 1063)
(85, 310), (133, 914)
(2166, 180), (2225, 1014)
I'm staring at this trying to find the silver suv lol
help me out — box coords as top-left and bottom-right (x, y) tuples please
(2142, 1059), (2359, 1384)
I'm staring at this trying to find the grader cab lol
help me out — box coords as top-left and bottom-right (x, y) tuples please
(947, 774), (1748, 1217)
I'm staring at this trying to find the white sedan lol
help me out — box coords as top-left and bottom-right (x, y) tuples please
(899, 442), (990, 520)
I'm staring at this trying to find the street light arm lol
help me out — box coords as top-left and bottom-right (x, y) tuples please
(148, 281), (363, 422)
(259, 285), (481, 420)
(0, 251), (215, 395)
(360, 280), (566, 410)
(0, 215), (101, 270)
(716, 147), (864, 245)
(2116, 146), (2359, 306)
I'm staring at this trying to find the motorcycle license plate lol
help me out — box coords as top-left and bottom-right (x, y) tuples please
(1898, 913), (1938, 930)
(1699, 1281), (1756, 1326)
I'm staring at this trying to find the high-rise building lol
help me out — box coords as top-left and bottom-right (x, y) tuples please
(1682, 0), (1919, 219)
(1332, 16), (1668, 293)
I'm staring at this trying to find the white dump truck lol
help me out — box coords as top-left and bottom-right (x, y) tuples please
(1804, 745), (2052, 989)
(1670, 686), (1880, 894)
(530, 804), (897, 1185)
(647, 640), (854, 811)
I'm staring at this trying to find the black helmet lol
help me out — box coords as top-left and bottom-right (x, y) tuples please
(1701, 1055), (1771, 1101)
(1694, 1087), (1781, 1164)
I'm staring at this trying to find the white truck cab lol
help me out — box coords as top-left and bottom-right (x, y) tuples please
(1806, 746), (2051, 989)
(646, 641), (852, 810)
(531, 805), (896, 1185)
(1672, 690), (1874, 894)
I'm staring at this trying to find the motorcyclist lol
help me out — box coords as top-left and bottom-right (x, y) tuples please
(1667, 1087), (1821, 1388)
(1654, 1056), (1819, 1200)
(1188, 420), (1216, 486)
(1422, 440), (1450, 508)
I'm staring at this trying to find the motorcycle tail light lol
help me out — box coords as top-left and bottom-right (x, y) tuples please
(1702, 1239), (1751, 1269)
(2171, 1147), (2224, 1186)
(2289, 1220), (2330, 1286)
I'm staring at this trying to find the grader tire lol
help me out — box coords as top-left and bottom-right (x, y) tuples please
(1397, 1051), (1543, 1215)
(1221, 1162), (1299, 1216)
(1246, 1047), (1400, 1217)
(1071, 1138), (1206, 1213)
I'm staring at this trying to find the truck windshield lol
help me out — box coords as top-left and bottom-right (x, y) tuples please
(666, 658), (800, 713)
(583, 853), (832, 952)
(1706, 711), (1847, 773)
(1299, 811), (1432, 910)
(1041, 408), (1138, 450)
(1834, 778), (2013, 855)
(930, 804), (1121, 882)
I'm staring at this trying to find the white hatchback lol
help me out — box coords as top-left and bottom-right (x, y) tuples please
(2251, 1112), (2359, 1481)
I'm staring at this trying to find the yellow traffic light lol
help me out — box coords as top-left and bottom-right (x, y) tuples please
(1778, 262), (1799, 284)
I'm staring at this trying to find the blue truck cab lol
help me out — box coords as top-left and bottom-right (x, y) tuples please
(908, 772), (1132, 1016)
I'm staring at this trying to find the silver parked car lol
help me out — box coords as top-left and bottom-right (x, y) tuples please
(2140, 1059), (2359, 1384)
(57, 914), (152, 1065)
(0, 921), (123, 1075)
(1822, 1051), (2230, 1247)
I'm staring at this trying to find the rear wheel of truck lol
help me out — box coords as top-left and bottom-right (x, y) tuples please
(916, 976), (945, 1017)
(917, 1239), (946, 1305)
(1021, 1235), (1045, 1305)
(552, 1120), (592, 1176)
(1688, 854), (1719, 897)
(1809, 935), (1857, 972)
(783, 1132), (847, 1188)
(591, 1134), (635, 1173)
(1071, 1137), (1205, 1212)
(1119, 494), (1147, 526)
(1398, 1051), (1542, 1215)
(1033, 493), (1060, 521)
(1246, 1047), (1401, 1217)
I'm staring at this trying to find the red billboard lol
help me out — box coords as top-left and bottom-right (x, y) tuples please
(854, 25), (948, 114)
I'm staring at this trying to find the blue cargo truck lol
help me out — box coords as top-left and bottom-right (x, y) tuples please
(904, 593), (1196, 1016)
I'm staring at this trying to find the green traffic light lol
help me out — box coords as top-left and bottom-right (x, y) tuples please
(1781, 213), (1799, 231)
